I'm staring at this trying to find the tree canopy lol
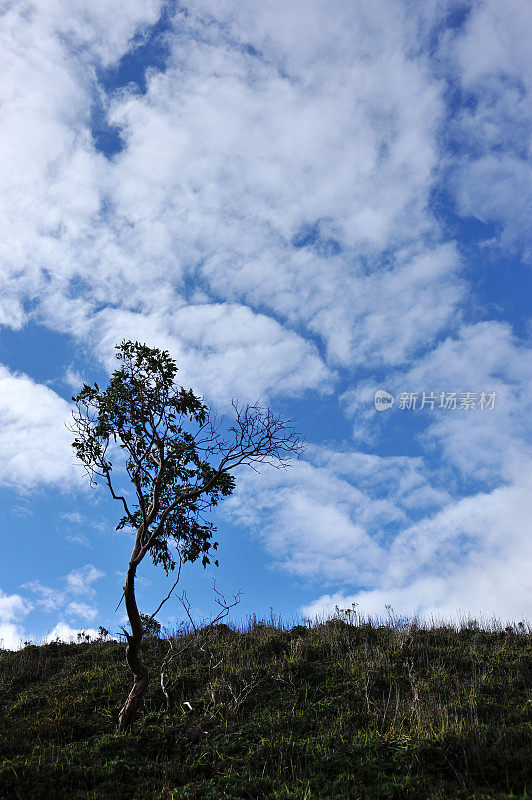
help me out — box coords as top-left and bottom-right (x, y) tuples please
(70, 340), (303, 729)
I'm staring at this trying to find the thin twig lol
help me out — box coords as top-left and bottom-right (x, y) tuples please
(149, 554), (183, 622)
(115, 591), (125, 612)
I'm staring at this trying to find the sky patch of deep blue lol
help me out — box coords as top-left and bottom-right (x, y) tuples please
(427, 2), (473, 58)
(0, 324), (77, 389)
(430, 187), (532, 338)
(90, 1), (180, 157)
(292, 220), (342, 257)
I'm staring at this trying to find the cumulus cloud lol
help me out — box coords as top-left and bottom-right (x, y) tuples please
(224, 445), (451, 584)
(66, 533), (91, 548)
(343, 320), (532, 482)
(102, 0), (459, 367)
(0, 366), (79, 489)
(447, 0), (532, 260)
(0, 590), (32, 650)
(0, 0), (526, 380)
(400, 322), (532, 483)
(44, 623), (100, 644)
(0, 0), (162, 328)
(313, 320), (532, 620)
(87, 305), (332, 405)
(64, 601), (98, 620)
(226, 421), (532, 623)
(0, 0), (464, 382)
(302, 468), (532, 624)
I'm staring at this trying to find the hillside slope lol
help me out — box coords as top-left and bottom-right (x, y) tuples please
(1, 618), (531, 799)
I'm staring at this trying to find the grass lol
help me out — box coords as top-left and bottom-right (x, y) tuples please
(1, 612), (531, 799)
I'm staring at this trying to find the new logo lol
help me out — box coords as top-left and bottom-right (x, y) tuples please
(374, 389), (395, 412)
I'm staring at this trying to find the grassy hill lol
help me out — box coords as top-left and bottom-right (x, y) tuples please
(1, 615), (531, 799)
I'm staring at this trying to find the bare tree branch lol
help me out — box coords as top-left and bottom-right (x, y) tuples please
(148, 552), (183, 622)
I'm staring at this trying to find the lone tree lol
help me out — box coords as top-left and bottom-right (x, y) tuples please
(71, 340), (303, 730)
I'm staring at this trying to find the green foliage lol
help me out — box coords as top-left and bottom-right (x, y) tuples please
(139, 614), (161, 639)
(1, 617), (530, 799)
(71, 340), (235, 573)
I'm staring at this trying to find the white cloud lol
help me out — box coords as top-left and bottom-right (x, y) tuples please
(0, 366), (79, 489)
(0, 0), (526, 386)
(1, 569), (105, 649)
(225, 426), (532, 624)
(319, 244), (463, 366)
(308, 447), (452, 512)
(63, 367), (87, 393)
(454, 156), (532, 259)
(0, 0), (161, 329)
(61, 511), (84, 524)
(44, 622), (100, 644)
(65, 601), (98, 621)
(302, 469), (532, 624)
(23, 564), (104, 622)
(322, 320), (532, 621)
(66, 533), (91, 548)
(343, 321), (532, 483)
(397, 321), (532, 482)
(101, 1), (457, 367)
(0, 0), (464, 381)
(453, 0), (531, 88)
(0, 590), (32, 650)
(224, 445), (451, 584)
(64, 564), (104, 596)
(448, 0), (532, 259)
(88, 305), (332, 405)
(21, 581), (63, 613)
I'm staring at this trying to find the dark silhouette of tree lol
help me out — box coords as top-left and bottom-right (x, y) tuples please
(70, 340), (303, 730)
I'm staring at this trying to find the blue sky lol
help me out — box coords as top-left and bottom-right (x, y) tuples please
(0, 0), (531, 648)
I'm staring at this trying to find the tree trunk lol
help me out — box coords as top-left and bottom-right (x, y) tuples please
(118, 564), (150, 731)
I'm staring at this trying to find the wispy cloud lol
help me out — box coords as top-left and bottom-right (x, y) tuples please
(23, 565), (104, 624)
(66, 533), (91, 548)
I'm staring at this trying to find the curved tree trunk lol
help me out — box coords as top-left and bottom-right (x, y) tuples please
(118, 564), (150, 731)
